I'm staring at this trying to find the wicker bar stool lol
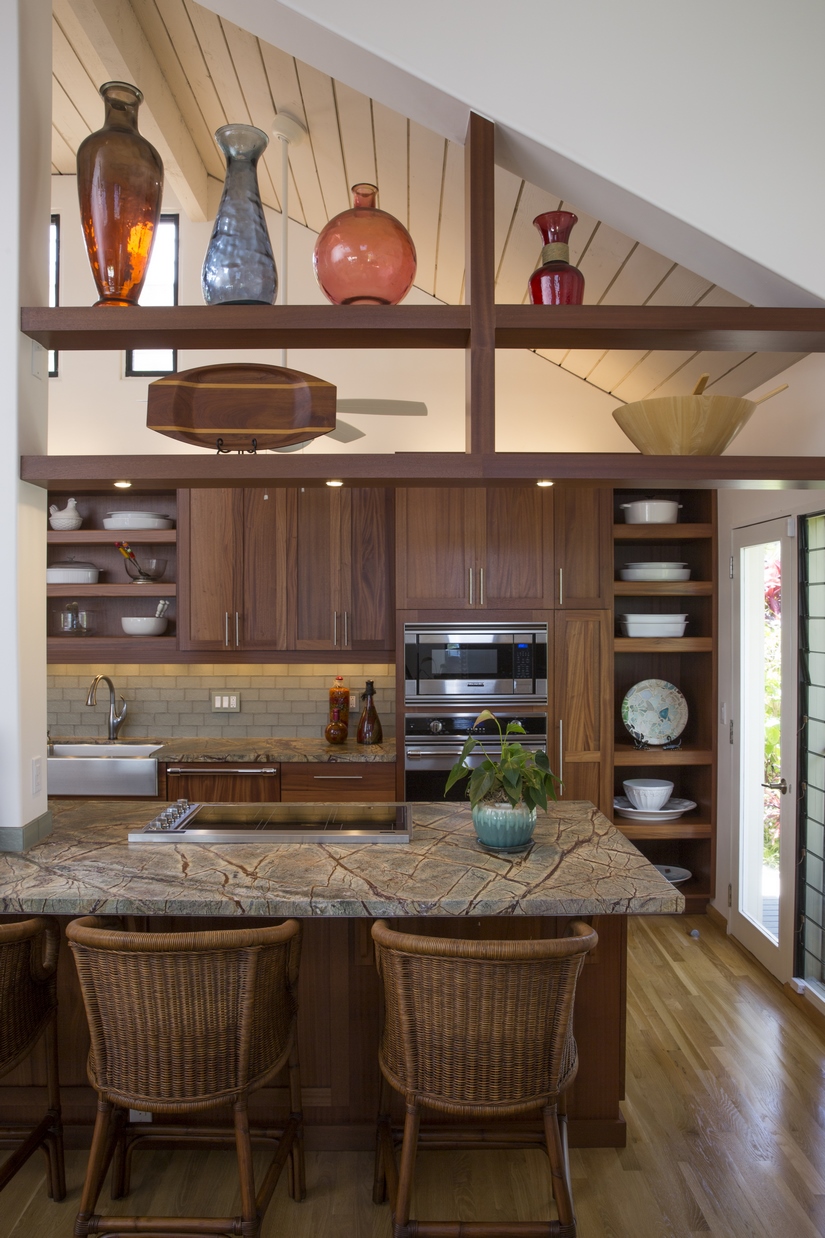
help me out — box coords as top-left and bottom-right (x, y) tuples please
(371, 918), (598, 1238)
(0, 917), (65, 1200)
(66, 916), (305, 1238)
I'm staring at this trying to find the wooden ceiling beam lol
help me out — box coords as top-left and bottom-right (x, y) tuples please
(55, 0), (209, 222)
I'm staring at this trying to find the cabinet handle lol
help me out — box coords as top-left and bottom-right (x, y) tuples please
(333, 611), (338, 645)
(344, 610), (349, 646)
(559, 568), (564, 606)
(469, 567), (474, 605)
(312, 775), (364, 780)
(167, 767), (278, 776)
(224, 612), (230, 648)
(235, 611), (240, 647)
(558, 718), (564, 782)
(479, 566), (484, 606)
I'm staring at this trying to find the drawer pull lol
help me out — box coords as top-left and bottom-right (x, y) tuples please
(312, 775), (364, 780)
(167, 767), (278, 776)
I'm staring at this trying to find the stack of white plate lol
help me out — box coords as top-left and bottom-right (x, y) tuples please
(619, 562), (690, 581)
(103, 511), (175, 530)
(619, 613), (688, 637)
(613, 796), (696, 821)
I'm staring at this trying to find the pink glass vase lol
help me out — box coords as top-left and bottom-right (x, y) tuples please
(528, 211), (584, 306)
(313, 183), (417, 305)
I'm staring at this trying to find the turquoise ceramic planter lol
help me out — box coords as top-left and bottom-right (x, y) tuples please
(471, 802), (537, 849)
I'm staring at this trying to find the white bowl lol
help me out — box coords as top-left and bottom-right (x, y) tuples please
(121, 616), (168, 637)
(623, 779), (674, 811)
(619, 567), (691, 581)
(620, 614), (688, 637)
(620, 500), (681, 524)
(46, 562), (100, 584)
(104, 516), (174, 530)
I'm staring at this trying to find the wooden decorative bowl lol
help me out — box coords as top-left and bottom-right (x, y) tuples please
(612, 376), (787, 455)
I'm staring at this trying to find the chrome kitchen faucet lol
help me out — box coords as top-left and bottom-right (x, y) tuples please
(86, 675), (127, 741)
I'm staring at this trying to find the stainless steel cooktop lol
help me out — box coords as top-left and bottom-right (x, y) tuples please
(128, 801), (412, 844)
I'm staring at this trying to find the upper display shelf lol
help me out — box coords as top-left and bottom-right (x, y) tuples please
(20, 304), (825, 353)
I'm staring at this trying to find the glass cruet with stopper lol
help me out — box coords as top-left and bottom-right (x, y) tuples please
(356, 680), (383, 745)
(329, 674), (349, 734)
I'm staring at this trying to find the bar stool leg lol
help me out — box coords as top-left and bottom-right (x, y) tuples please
(43, 1013), (65, 1201)
(75, 1100), (115, 1236)
(287, 1040), (306, 1202)
(543, 1100), (575, 1234)
(372, 1073), (391, 1205)
(234, 1098), (259, 1235)
(392, 1100), (420, 1238)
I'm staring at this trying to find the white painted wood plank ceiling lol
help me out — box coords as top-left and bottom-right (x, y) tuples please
(51, 0), (801, 400)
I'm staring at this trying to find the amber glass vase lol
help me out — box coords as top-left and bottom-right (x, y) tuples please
(528, 211), (585, 305)
(76, 82), (164, 307)
(313, 184), (416, 305)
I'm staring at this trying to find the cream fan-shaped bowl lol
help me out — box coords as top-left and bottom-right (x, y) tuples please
(612, 376), (788, 455)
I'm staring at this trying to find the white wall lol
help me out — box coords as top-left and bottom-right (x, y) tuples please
(199, 0), (825, 308)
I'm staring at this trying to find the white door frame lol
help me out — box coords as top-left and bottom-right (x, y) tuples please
(729, 516), (798, 982)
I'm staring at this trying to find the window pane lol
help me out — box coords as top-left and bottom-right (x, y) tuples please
(48, 215), (58, 377)
(126, 215), (178, 376)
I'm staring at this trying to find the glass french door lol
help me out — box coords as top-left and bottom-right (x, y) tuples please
(730, 517), (798, 981)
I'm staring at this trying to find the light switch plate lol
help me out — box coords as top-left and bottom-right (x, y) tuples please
(212, 691), (241, 712)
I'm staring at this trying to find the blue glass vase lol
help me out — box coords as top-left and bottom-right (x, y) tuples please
(201, 124), (277, 306)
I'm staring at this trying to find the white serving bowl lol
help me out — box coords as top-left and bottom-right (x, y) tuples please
(121, 616), (168, 637)
(104, 515), (174, 530)
(619, 566), (691, 582)
(619, 614), (688, 637)
(46, 561), (100, 584)
(620, 500), (681, 524)
(623, 779), (674, 811)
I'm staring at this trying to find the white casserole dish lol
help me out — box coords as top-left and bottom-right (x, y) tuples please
(619, 614), (688, 637)
(103, 515), (174, 530)
(46, 561), (100, 584)
(620, 500), (681, 524)
(619, 566), (691, 581)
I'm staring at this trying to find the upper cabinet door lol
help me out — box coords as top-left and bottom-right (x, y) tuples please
(240, 488), (294, 650)
(178, 488), (242, 651)
(294, 486), (341, 650)
(342, 488), (394, 650)
(555, 486), (612, 608)
(482, 487), (554, 609)
(396, 488), (477, 610)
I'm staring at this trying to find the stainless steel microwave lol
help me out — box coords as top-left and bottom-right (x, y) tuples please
(404, 622), (548, 704)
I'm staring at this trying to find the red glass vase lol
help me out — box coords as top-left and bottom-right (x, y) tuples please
(313, 183), (417, 305)
(76, 82), (164, 307)
(528, 211), (584, 306)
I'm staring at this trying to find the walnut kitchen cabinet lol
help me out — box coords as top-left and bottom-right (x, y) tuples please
(294, 486), (394, 652)
(555, 486), (613, 609)
(553, 609), (613, 816)
(395, 486), (554, 610)
(162, 763), (281, 802)
(178, 488), (294, 652)
(280, 762), (396, 802)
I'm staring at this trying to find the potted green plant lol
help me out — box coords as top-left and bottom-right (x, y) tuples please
(444, 710), (561, 849)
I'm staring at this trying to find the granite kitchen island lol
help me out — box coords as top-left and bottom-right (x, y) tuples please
(0, 799), (681, 1149)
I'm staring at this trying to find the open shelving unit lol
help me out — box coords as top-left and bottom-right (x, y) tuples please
(611, 489), (717, 912)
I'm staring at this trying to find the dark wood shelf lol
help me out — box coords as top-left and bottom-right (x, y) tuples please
(614, 636), (712, 652)
(47, 637), (178, 660)
(47, 529), (177, 544)
(21, 305), (471, 350)
(46, 583), (176, 597)
(613, 524), (714, 540)
(613, 581), (713, 596)
(613, 745), (713, 766)
(614, 821), (712, 841)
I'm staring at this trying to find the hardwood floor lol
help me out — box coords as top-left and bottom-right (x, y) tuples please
(4, 913), (825, 1237)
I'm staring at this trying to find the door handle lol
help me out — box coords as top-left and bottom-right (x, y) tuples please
(762, 778), (789, 794)
(343, 610), (349, 647)
(333, 611), (338, 646)
(558, 718), (564, 782)
(479, 566), (484, 606)
(224, 612), (230, 648)
(235, 611), (240, 647)
(468, 568), (474, 605)
(559, 568), (564, 606)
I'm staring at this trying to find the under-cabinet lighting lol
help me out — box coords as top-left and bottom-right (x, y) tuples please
(113, 480), (132, 488)
(326, 479), (344, 487)
(536, 479), (554, 487)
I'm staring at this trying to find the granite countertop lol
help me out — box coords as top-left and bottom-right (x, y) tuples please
(53, 738), (396, 764)
(0, 799), (683, 918)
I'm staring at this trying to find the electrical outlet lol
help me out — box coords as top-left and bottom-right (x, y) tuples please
(212, 691), (241, 713)
(350, 693), (358, 710)
(31, 756), (42, 796)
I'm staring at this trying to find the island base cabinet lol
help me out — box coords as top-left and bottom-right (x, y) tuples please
(0, 914), (627, 1149)
(280, 763), (396, 802)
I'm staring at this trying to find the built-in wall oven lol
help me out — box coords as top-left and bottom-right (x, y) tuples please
(404, 713), (548, 802)
(404, 622), (547, 705)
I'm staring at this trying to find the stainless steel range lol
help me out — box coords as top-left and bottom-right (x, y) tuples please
(129, 802), (412, 844)
(404, 713), (548, 802)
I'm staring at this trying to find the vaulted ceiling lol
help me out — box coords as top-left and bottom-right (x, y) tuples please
(51, 0), (802, 404)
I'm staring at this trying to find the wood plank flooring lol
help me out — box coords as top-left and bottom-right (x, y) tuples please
(4, 913), (825, 1237)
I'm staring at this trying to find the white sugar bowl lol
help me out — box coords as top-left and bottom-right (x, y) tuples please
(622, 779), (674, 811)
(49, 498), (83, 531)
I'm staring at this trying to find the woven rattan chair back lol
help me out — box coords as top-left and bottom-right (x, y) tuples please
(67, 916), (300, 1112)
(371, 919), (598, 1238)
(0, 918), (65, 1200)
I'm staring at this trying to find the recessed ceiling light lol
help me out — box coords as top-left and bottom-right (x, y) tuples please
(113, 480), (132, 488)
(536, 479), (554, 488)
(326, 479), (344, 487)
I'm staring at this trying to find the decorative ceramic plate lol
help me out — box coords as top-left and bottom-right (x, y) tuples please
(613, 796), (697, 822)
(621, 679), (688, 746)
(654, 864), (692, 885)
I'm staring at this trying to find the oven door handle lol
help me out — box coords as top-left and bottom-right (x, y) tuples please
(405, 748), (467, 759)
